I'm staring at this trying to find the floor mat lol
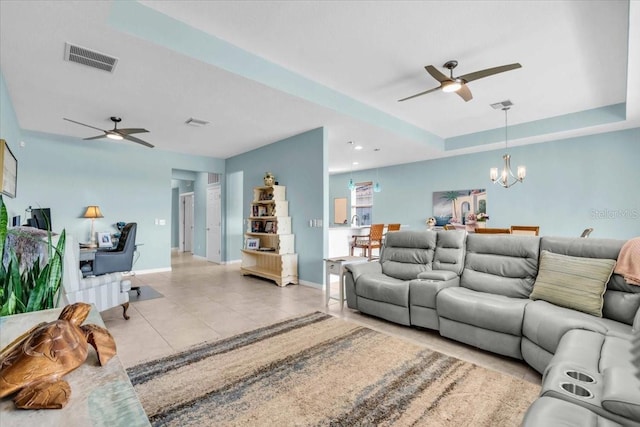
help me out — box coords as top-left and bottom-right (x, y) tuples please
(129, 285), (164, 302)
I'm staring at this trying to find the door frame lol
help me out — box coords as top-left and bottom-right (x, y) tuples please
(206, 184), (222, 263)
(179, 192), (195, 253)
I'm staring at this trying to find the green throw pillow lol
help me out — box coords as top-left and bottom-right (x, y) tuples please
(530, 250), (617, 317)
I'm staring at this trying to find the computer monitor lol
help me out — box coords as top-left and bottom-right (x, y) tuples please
(31, 208), (52, 231)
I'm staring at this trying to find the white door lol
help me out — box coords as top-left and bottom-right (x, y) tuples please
(182, 193), (194, 253)
(206, 185), (222, 263)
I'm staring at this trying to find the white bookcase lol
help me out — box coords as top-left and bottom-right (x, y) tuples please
(241, 185), (298, 286)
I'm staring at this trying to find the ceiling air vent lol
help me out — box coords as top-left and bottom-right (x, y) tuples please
(490, 100), (514, 110)
(64, 42), (118, 73)
(185, 118), (209, 127)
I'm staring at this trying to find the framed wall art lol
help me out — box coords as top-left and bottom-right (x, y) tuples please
(0, 139), (17, 198)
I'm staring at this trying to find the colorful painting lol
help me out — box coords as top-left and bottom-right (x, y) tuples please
(433, 188), (486, 226)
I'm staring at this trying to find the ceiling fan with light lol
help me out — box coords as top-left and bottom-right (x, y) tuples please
(63, 116), (154, 148)
(398, 60), (522, 103)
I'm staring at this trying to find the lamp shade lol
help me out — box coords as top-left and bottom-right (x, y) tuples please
(83, 205), (104, 219)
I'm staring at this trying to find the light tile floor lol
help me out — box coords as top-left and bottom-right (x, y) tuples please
(102, 251), (541, 385)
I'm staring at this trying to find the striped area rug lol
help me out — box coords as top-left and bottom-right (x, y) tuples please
(128, 312), (539, 426)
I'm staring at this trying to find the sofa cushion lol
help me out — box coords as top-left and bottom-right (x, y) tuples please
(540, 236), (640, 323)
(523, 300), (631, 354)
(602, 367), (640, 421)
(356, 273), (409, 307)
(437, 287), (530, 336)
(433, 230), (466, 274)
(460, 234), (540, 298)
(522, 396), (624, 427)
(530, 250), (616, 317)
(380, 231), (436, 280)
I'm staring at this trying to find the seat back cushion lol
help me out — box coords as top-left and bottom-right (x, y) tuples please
(433, 230), (466, 275)
(541, 236), (640, 325)
(461, 234), (540, 298)
(380, 231), (436, 280)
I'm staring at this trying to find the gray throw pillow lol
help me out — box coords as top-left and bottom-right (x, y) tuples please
(530, 250), (616, 317)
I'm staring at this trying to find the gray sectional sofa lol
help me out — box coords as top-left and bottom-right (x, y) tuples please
(344, 230), (640, 426)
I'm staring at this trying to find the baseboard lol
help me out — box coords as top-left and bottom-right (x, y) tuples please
(223, 259), (242, 265)
(125, 267), (172, 276)
(299, 280), (322, 289)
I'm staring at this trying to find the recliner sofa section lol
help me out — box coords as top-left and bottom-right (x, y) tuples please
(344, 230), (640, 426)
(437, 234), (540, 359)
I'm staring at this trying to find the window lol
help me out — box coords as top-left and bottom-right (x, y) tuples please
(351, 181), (373, 225)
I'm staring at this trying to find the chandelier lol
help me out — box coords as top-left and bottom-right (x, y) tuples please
(490, 105), (525, 188)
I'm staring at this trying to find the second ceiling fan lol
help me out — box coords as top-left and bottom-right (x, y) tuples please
(399, 60), (522, 103)
(63, 116), (154, 148)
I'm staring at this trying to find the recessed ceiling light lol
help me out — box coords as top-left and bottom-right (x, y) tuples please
(353, 161), (359, 165)
(354, 145), (363, 150)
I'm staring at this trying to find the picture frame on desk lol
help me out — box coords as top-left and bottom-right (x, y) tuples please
(245, 237), (259, 250)
(0, 139), (17, 199)
(97, 232), (112, 248)
(264, 221), (275, 233)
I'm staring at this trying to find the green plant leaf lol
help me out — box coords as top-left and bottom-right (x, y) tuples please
(0, 196), (7, 261)
(0, 291), (16, 316)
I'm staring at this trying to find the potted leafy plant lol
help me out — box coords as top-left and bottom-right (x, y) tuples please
(0, 196), (66, 316)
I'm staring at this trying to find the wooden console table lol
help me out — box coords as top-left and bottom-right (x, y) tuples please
(0, 306), (150, 426)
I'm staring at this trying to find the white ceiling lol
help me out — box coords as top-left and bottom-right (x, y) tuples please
(1, 1), (638, 173)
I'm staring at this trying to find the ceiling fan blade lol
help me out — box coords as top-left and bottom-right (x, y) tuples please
(123, 134), (154, 148)
(398, 86), (441, 102)
(458, 63), (522, 83)
(83, 134), (107, 141)
(455, 84), (473, 102)
(425, 65), (450, 83)
(117, 128), (149, 135)
(63, 118), (106, 133)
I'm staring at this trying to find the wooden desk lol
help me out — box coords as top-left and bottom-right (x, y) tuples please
(0, 306), (150, 426)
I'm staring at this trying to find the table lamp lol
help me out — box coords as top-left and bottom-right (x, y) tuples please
(83, 205), (103, 248)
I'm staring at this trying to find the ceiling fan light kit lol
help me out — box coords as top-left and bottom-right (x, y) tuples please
(490, 103), (526, 188)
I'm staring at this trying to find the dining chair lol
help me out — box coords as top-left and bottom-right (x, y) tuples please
(510, 225), (540, 236)
(580, 228), (594, 238)
(350, 223), (385, 260)
(444, 224), (456, 230)
(475, 227), (511, 234)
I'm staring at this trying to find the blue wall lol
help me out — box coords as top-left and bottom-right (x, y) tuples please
(330, 128), (640, 240)
(226, 128), (327, 285)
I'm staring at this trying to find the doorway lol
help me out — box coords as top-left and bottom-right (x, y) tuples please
(179, 192), (194, 253)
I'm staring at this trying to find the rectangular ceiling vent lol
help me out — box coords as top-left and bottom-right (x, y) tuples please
(64, 42), (118, 73)
(185, 118), (210, 127)
(490, 100), (514, 110)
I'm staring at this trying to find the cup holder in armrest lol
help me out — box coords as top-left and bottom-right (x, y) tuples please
(560, 382), (593, 398)
(564, 370), (596, 384)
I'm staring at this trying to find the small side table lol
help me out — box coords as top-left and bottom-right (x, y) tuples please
(324, 256), (369, 309)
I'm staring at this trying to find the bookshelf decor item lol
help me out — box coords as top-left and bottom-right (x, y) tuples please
(241, 183), (298, 286)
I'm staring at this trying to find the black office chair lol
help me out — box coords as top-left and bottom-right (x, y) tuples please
(93, 222), (137, 276)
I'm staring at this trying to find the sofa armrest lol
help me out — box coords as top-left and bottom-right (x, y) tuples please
(417, 270), (458, 281)
(633, 306), (640, 333)
(345, 262), (381, 282)
(410, 273), (461, 309)
(602, 367), (640, 421)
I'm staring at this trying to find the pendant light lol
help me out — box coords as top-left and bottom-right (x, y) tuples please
(373, 148), (382, 192)
(348, 141), (356, 190)
(489, 102), (526, 188)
